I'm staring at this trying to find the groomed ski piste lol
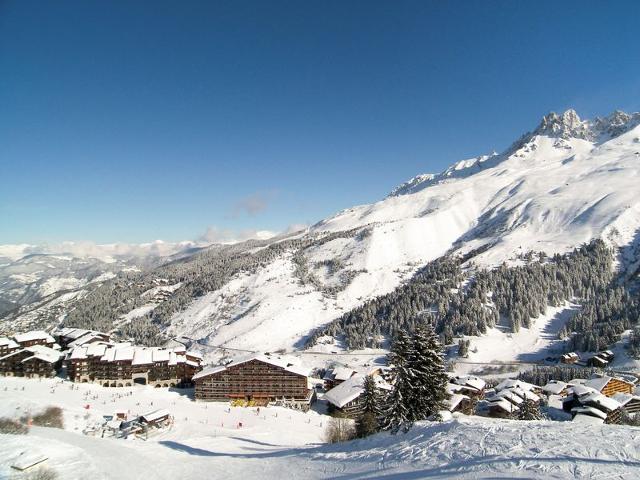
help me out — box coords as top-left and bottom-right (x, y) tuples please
(1, 376), (639, 479)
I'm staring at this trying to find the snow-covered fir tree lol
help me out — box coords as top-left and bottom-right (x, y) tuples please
(517, 399), (543, 421)
(410, 324), (449, 420)
(382, 324), (449, 433)
(381, 331), (414, 433)
(355, 375), (382, 437)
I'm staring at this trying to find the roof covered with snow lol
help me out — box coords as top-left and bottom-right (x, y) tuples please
(193, 354), (310, 381)
(0, 337), (19, 349)
(542, 381), (568, 395)
(324, 374), (365, 408)
(13, 331), (55, 344)
(22, 345), (64, 364)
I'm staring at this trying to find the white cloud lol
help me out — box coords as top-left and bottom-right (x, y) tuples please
(199, 227), (277, 244)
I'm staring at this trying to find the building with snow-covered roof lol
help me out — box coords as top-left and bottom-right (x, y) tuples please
(0, 345), (63, 378)
(541, 380), (569, 396)
(0, 337), (20, 356)
(449, 375), (486, 398)
(322, 366), (357, 389)
(194, 354), (314, 409)
(564, 385), (623, 424)
(612, 393), (640, 416)
(584, 376), (634, 398)
(13, 330), (56, 349)
(324, 373), (391, 417)
(66, 343), (203, 387)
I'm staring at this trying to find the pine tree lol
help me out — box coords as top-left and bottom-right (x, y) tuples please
(517, 399), (542, 421)
(355, 375), (382, 438)
(381, 331), (414, 433)
(411, 324), (449, 421)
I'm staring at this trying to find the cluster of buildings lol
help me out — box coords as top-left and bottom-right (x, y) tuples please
(482, 373), (638, 425)
(561, 350), (616, 368)
(0, 331), (64, 378)
(0, 328), (204, 388)
(3, 328), (640, 424)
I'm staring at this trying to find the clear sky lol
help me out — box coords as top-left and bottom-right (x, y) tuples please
(2, 0), (639, 245)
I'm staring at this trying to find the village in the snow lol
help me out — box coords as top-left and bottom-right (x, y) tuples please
(1, 325), (640, 479)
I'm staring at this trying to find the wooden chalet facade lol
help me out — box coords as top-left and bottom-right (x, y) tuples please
(0, 337), (20, 356)
(194, 355), (313, 408)
(0, 345), (63, 378)
(585, 376), (634, 397)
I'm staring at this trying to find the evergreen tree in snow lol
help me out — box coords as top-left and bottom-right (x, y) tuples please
(382, 324), (449, 433)
(517, 399), (543, 421)
(355, 375), (382, 438)
(410, 324), (449, 420)
(381, 331), (414, 434)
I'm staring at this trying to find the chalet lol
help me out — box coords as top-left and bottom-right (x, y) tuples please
(0, 345), (63, 378)
(584, 376), (634, 397)
(485, 379), (540, 418)
(560, 352), (579, 364)
(612, 393), (640, 416)
(541, 380), (570, 397)
(448, 375), (486, 398)
(0, 337), (20, 356)
(445, 393), (473, 415)
(570, 391), (622, 424)
(322, 366), (357, 389)
(598, 350), (615, 363)
(193, 355), (314, 409)
(586, 355), (609, 368)
(495, 379), (541, 395)
(324, 373), (391, 417)
(486, 396), (519, 418)
(140, 409), (171, 428)
(67, 343), (203, 387)
(13, 331), (56, 349)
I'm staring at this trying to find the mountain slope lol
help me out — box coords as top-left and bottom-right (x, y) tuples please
(3, 109), (640, 361)
(166, 109), (640, 353)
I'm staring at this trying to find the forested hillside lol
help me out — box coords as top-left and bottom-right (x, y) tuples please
(306, 240), (639, 354)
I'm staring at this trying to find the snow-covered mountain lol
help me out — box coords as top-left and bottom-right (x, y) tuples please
(165, 109), (640, 352)
(3, 109), (640, 361)
(0, 241), (203, 328)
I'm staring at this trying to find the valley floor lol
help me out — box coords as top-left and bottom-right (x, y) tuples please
(1, 377), (640, 479)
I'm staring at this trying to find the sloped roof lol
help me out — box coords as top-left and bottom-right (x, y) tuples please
(571, 406), (608, 420)
(580, 392), (621, 412)
(132, 348), (153, 365)
(22, 345), (63, 363)
(446, 393), (470, 412)
(333, 367), (357, 382)
(585, 376), (613, 392)
(324, 374), (365, 408)
(611, 392), (640, 406)
(140, 409), (170, 423)
(451, 375), (486, 391)
(542, 381), (568, 395)
(0, 337), (19, 349)
(572, 412), (605, 425)
(495, 379), (536, 392)
(192, 365), (226, 381)
(14, 331), (55, 344)
(487, 397), (516, 413)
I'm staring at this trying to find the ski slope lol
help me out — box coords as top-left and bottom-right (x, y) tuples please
(1, 376), (639, 480)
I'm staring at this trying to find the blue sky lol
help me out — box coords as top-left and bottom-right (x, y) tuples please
(1, 1), (639, 244)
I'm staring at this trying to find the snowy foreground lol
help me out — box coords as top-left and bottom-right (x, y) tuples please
(1, 377), (640, 479)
